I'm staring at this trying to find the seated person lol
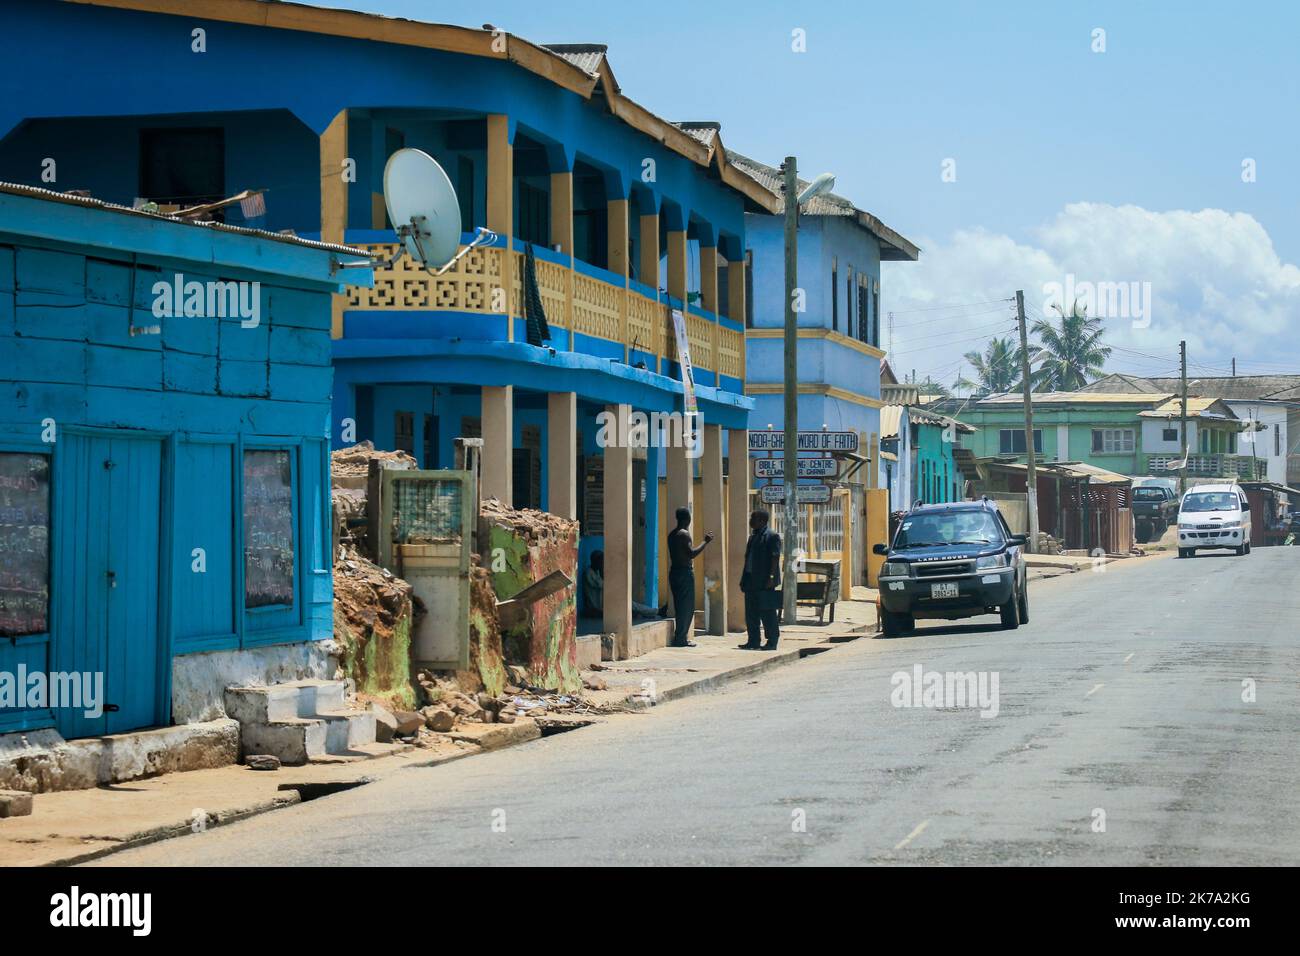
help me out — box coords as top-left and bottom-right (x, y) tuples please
(583, 550), (664, 619)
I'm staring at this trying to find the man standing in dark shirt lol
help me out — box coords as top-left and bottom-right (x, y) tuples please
(739, 508), (782, 650)
(667, 506), (713, 648)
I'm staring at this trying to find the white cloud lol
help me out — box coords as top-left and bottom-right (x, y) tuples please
(882, 203), (1300, 388)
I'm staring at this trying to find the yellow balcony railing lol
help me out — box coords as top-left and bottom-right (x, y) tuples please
(343, 242), (745, 382)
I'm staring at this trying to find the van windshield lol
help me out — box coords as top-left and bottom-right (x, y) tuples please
(894, 511), (1004, 549)
(1181, 492), (1240, 513)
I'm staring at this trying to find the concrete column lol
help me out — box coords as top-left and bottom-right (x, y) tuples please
(486, 115), (513, 238)
(643, 441), (661, 607)
(700, 424), (727, 634)
(666, 436), (693, 520)
(726, 427), (750, 633)
(666, 229), (688, 305)
(486, 115), (514, 340)
(549, 170), (573, 257)
(727, 257), (746, 328)
(638, 213), (659, 289)
(547, 391), (577, 520)
(481, 385), (513, 504)
(607, 198), (629, 279)
(699, 245), (719, 315)
(320, 109), (349, 340)
(603, 404), (634, 657)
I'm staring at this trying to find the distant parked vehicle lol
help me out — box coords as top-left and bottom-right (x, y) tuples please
(1177, 483), (1253, 557)
(1132, 485), (1178, 543)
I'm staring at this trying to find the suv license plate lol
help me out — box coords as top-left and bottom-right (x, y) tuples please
(930, 582), (959, 599)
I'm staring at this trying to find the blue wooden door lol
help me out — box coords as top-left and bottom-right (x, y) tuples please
(56, 435), (163, 737)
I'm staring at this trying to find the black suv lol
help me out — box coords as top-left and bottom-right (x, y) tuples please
(873, 498), (1028, 637)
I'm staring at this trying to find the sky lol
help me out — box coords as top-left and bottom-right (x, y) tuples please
(321, 0), (1300, 388)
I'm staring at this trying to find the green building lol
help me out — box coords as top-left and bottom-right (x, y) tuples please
(946, 391), (1262, 480)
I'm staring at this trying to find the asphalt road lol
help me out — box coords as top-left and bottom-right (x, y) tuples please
(101, 547), (1300, 866)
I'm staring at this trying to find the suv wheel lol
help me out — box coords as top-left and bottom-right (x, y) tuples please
(1017, 578), (1029, 624)
(999, 591), (1020, 630)
(1177, 547), (1192, 558)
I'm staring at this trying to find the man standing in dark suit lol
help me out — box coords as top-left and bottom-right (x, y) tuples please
(667, 506), (713, 648)
(739, 508), (783, 650)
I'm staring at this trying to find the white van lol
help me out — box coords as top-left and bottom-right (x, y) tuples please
(1176, 483), (1253, 557)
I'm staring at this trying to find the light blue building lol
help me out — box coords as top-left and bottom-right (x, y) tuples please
(727, 152), (919, 582)
(0, 0), (779, 649)
(0, 182), (359, 741)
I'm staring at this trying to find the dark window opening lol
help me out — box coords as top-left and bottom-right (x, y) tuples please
(394, 411), (415, 455)
(139, 127), (225, 214)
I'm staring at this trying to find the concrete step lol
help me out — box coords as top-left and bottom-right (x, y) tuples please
(225, 680), (377, 765)
(238, 717), (328, 765)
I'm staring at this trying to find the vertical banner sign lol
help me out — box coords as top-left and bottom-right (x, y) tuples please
(0, 453), (51, 636)
(243, 450), (296, 608)
(671, 309), (698, 416)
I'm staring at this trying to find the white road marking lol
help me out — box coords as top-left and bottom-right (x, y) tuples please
(1123, 653), (1135, 664)
(894, 819), (930, 850)
(1086, 683), (1104, 697)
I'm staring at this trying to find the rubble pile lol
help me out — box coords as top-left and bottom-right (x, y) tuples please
(333, 542), (419, 711)
(364, 663), (619, 748)
(330, 440), (417, 479)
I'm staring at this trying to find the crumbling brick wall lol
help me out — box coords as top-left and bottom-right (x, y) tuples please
(479, 499), (579, 693)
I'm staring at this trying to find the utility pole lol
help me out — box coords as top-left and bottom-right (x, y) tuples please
(1015, 290), (1039, 553)
(1179, 340), (1188, 498)
(781, 156), (799, 625)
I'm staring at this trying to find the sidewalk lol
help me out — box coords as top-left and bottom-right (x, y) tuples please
(582, 594), (877, 708)
(0, 595), (878, 868)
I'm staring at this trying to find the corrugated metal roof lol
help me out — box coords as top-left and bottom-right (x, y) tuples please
(1137, 397), (1237, 419)
(0, 181), (368, 255)
(880, 405), (903, 439)
(977, 391), (1175, 406)
(722, 150), (920, 261)
(542, 43), (607, 76)
(673, 121), (720, 147)
(1083, 372), (1300, 402)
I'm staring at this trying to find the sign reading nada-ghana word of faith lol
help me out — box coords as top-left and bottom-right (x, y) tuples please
(753, 457), (839, 479)
(748, 430), (860, 453)
(0, 452), (51, 637)
(243, 450), (295, 608)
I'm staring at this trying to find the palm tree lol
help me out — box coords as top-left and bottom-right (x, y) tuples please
(1030, 300), (1111, 392)
(962, 336), (1020, 395)
(913, 376), (950, 399)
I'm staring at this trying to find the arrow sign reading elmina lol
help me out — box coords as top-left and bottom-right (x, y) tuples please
(760, 483), (832, 504)
(753, 458), (839, 478)
(748, 430), (859, 453)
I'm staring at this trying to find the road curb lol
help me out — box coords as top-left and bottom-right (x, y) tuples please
(629, 644), (822, 708)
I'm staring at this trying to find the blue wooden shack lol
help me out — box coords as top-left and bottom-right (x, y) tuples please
(0, 183), (368, 740)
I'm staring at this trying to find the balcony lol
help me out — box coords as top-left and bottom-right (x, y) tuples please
(1145, 454), (1268, 481)
(341, 238), (745, 386)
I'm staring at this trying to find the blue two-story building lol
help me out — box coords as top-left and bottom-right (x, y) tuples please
(0, 182), (360, 748)
(727, 152), (919, 584)
(0, 0), (779, 648)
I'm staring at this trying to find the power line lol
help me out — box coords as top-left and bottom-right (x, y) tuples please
(886, 297), (1014, 316)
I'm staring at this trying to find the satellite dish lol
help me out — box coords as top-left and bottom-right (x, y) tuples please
(384, 148), (462, 271)
(330, 148), (496, 277)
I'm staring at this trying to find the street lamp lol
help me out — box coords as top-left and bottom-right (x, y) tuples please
(781, 158), (836, 625)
